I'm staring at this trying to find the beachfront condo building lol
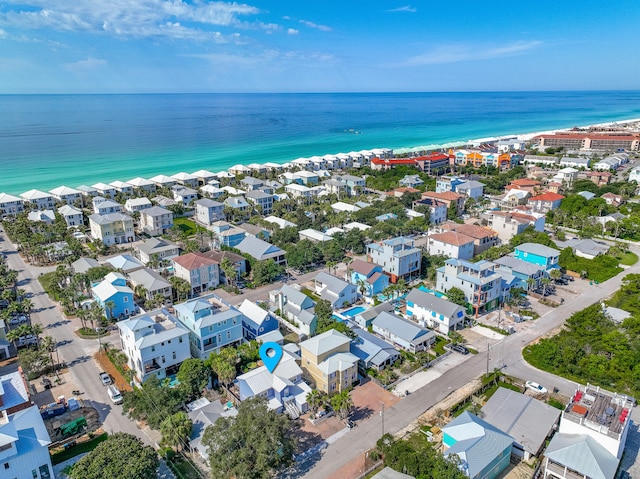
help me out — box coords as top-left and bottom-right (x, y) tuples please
(19, 189), (55, 211)
(50, 185), (83, 206)
(88, 212), (135, 245)
(0, 193), (25, 218)
(139, 206), (174, 236)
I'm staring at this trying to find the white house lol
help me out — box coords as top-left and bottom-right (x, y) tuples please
(0, 193), (24, 218)
(127, 177), (157, 193)
(405, 288), (466, 334)
(195, 198), (225, 226)
(50, 185), (82, 205)
(313, 272), (358, 309)
(92, 196), (122, 215)
(136, 237), (181, 265)
(456, 180), (485, 200)
(140, 206), (174, 236)
(172, 185), (198, 206)
(426, 231), (475, 261)
(372, 311), (436, 353)
(128, 268), (173, 305)
(20, 189), (55, 210)
(124, 197), (152, 214)
(109, 180), (134, 196)
(117, 309), (191, 383)
(58, 204), (84, 227)
(89, 212), (135, 245)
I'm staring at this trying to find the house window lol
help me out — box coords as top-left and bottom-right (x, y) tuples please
(172, 351), (176, 360)
(151, 345), (155, 352)
(3, 463), (8, 469)
(227, 331), (231, 340)
(209, 326), (213, 332)
(218, 334), (222, 343)
(179, 337), (183, 343)
(123, 296), (128, 302)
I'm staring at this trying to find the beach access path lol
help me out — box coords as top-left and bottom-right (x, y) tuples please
(295, 243), (640, 479)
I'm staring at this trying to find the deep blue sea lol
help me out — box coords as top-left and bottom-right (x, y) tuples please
(1, 91), (640, 195)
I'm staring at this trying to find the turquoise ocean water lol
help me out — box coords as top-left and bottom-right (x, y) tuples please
(1, 91), (640, 195)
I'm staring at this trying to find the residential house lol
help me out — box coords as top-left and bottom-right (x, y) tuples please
(238, 299), (279, 341)
(371, 311), (436, 353)
(412, 197), (447, 225)
(370, 468), (415, 479)
(426, 231), (475, 261)
(353, 302), (394, 329)
(0, 193), (24, 218)
(543, 384), (633, 479)
(437, 222), (499, 255)
(505, 178), (542, 193)
(91, 182), (117, 198)
(343, 221), (371, 232)
(523, 155), (559, 167)
(500, 189), (530, 208)
(128, 268), (173, 305)
(188, 399), (238, 459)
(238, 223), (270, 240)
(50, 185), (82, 206)
(263, 216), (297, 230)
(93, 196), (122, 215)
(173, 298), (244, 359)
(191, 170), (217, 186)
(224, 196), (251, 216)
(240, 177), (264, 191)
(349, 259), (389, 297)
(421, 191), (465, 215)
(528, 192), (564, 214)
(140, 206), (174, 236)
(436, 175), (463, 193)
(20, 189), (55, 210)
(172, 185), (198, 206)
(367, 236), (421, 283)
(117, 309), (190, 383)
(27, 209), (55, 225)
(105, 253), (144, 274)
(127, 177), (157, 193)
(299, 330), (359, 394)
(601, 192), (624, 207)
(456, 180), (485, 200)
(436, 259), (502, 315)
(294, 171), (319, 185)
(493, 256), (546, 291)
(200, 184), (224, 199)
(171, 172), (199, 188)
(628, 165), (640, 183)
(484, 210), (545, 243)
(481, 387), (561, 460)
(77, 184), (98, 198)
(107, 180), (132, 196)
(0, 403), (54, 479)
(195, 199), (225, 226)
(559, 238), (610, 260)
(442, 411), (513, 479)
(206, 250), (247, 283)
(559, 156), (590, 169)
(313, 272), (358, 309)
(586, 170), (613, 186)
(246, 190), (274, 215)
(323, 179), (348, 197)
(71, 256), (100, 275)
(58, 204), (84, 227)
(392, 187), (420, 198)
(334, 175), (366, 196)
(236, 349), (311, 417)
(553, 167), (579, 187)
(269, 284), (317, 336)
(235, 236), (286, 265)
(124, 197), (152, 214)
(376, 213), (398, 222)
(513, 243), (560, 271)
(351, 328), (399, 372)
(172, 252), (220, 295)
(136, 237), (181, 266)
(285, 183), (315, 200)
(92, 272), (136, 320)
(405, 288), (466, 334)
(577, 190), (596, 200)
(210, 221), (246, 248)
(331, 201), (361, 214)
(89, 212), (135, 245)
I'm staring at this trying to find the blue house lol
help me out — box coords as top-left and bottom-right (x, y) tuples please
(349, 259), (389, 297)
(513, 243), (560, 271)
(238, 299), (278, 340)
(442, 411), (513, 479)
(493, 256), (546, 290)
(173, 298), (244, 359)
(92, 272), (136, 320)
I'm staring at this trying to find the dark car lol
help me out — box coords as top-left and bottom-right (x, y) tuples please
(554, 278), (568, 285)
(451, 344), (469, 355)
(561, 274), (574, 282)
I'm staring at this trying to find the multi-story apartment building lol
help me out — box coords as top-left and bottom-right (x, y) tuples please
(367, 236), (421, 283)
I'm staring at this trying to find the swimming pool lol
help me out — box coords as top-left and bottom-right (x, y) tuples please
(419, 285), (447, 298)
(165, 374), (180, 388)
(341, 306), (367, 317)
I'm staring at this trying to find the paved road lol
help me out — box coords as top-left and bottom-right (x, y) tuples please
(300, 246), (640, 479)
(0, 235), (158, 448)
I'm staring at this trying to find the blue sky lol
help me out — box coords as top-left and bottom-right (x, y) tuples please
(1, 1), (639, 93)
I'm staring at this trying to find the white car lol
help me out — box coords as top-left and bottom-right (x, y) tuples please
(526, 381), (548, 394)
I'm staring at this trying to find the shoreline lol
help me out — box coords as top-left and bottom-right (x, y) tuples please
(2, 116), (640, 197)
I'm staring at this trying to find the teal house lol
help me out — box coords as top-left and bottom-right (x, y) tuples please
(91, 272), (136, 320)
(442, 411), (513, 479)
(513, 242), (560, 271)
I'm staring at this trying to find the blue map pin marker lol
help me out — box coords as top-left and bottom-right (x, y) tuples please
(260, 342), (283, 373)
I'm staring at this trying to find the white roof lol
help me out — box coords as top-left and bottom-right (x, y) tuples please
(172, 172), (197, 181)
(237, 351), (302, 397)
(343, 221), (371, 231)
(0, 193), (21, 203)
(299, 228), (332, 242)
(127, 177), (155, 187)
(263, 216), (296, 229)
(332, 201), (361, 213)
(20, 189), (51, 200)
(50, 185), (80, 196)
(191, 169), (216, 178)
(110, 180), (132, 188)
(300, 329), (351, 356)
(149, 174), (176, 184)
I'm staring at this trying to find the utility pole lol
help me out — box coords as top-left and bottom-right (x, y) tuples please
(486, 341), (490, 376)
(380, 402), (385, 437)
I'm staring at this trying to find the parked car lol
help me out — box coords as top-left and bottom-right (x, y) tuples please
(451, 344), (470, 355)
(561, 274), (575, 282)
(99, 372), (112, 386)
(17, 335), (37, 348)
(525, 381), (548, 394)
(554, 278), (568, 285)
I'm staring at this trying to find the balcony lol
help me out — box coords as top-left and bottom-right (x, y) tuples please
(545, 460), (586, 479)
(144, 360), (161, 373)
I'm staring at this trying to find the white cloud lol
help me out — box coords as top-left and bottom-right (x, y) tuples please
(397, 40), (542, 66)
(0, 0), (269, 40)
(64, 56), (107, 73)
(287, 28), (298, 35)
(299, 19), (332, 32)
(386, 5), (417, 13)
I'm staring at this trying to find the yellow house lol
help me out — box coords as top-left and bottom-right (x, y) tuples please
(299, 330), (359, 394)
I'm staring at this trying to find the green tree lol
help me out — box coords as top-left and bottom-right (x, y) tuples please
(202, 397), (296, 479)
(122, 376), (187, 429)
(160, 412), (192, 452)
(306, 389), (326, 416)
(314, 299), (333, 324)
(176, 358), (210, 400)
(330, 389), (353, 420)
(445, 287), (468, 307)
(70, 433), (159, 479)
(251, 259), (283, 287)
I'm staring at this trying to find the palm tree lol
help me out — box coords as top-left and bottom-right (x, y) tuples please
(356, 278), (369, 297)
(160, 412), (193, 452)
(41, 336), (57, 376)
(525, 278), (537, 293)
(21, 298), (33, 318)
(104, 300), (116, 321)
(30, 323), (43, 348)
(549, 269), (562, 281)
(306, 389), (326, 416)
(540, 277), (551, 297)
(220, 257), (237, 287)
(330, 390), (354, 420)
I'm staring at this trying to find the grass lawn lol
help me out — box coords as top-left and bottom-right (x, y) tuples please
(619, 251), (639, 266)
(173, 217), (205, 236)
(51, 433), (109, 465)
(168, 456), (202, 479)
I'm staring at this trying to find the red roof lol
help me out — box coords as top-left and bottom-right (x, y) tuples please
(172, 252), (218, 270)
(510, 178), (541, 187)
(371, 158), (416, 165)
(429, 231), (475, 246)
(415, 153), (449, 162)
(529, 192), (565, 202)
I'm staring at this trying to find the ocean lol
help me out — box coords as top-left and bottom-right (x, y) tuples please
(1, 91), (640, 195)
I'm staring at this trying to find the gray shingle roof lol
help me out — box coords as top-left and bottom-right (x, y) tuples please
(515, 242), (560, 257)
(406, 288), (465, 319)
(373, 312), (433, 344)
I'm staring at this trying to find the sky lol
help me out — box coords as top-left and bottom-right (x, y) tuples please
(1, 0), (639, 93)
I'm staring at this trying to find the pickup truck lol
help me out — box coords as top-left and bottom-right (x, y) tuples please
(99, 372), (112, 386)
